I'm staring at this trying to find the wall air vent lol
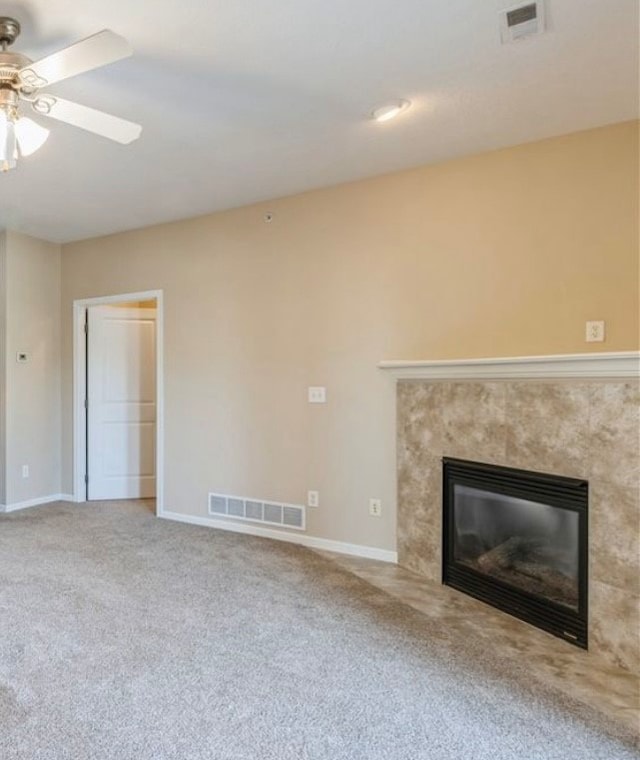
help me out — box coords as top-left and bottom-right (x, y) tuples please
(208, 492), (306, 531)
(500, 2), (545, 43)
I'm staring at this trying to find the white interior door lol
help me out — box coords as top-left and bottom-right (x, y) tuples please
(87, 305), (157, 500)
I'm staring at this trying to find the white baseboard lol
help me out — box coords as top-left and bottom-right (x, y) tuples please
(0, 493), (75, 513)
(159, 510), (397, 563)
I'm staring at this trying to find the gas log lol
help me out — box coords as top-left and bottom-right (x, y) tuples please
(476, 536), (543, 572)
(475, 536), (575, 604)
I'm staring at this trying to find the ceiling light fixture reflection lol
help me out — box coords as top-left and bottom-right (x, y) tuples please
(371, 99), (411, 123)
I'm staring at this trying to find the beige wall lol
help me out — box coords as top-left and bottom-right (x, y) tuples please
(3, 231), (61, 506)
(61, 121), (639, 550)
(0, 232), (6, 504)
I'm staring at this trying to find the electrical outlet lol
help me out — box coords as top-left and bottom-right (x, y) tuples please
(308, 387), (327, 403)
(307, 490), (319, 508)
(21, 464), (29, 479)
(369, 498), (382, 517)
(585, 320), (605, 343)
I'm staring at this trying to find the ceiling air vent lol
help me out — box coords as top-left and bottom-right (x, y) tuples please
(500, 2), (545, 43)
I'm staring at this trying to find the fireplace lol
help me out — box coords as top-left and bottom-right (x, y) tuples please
(442, 458), (588, 647)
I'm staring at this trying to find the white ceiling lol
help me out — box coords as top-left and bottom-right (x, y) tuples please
(1, 0), (638, 243)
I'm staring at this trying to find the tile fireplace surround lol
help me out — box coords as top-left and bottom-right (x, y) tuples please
(384, 352), (640, 674)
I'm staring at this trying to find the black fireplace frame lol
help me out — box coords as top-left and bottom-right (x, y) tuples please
(442, 458), (588, 648)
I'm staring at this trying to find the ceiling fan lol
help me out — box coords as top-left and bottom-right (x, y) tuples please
(0, 17), (142, 172)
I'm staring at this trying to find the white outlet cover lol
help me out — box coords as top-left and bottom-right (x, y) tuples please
(585, 320), (605, 342)
(308, 386), (327, 403)
(307, 490), (319, 507)
(369, 498), (382, 517)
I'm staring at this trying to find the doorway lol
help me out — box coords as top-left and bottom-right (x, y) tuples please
(73, 291), (164, 513)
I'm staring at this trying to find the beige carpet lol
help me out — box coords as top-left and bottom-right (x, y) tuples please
(0, 501), (637, 759)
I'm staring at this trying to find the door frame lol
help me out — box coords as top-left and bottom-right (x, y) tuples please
(72, 290), (164, 515)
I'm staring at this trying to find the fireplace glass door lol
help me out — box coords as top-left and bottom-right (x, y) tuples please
(443, 458), (588, 647)
(453, 485), (579, 610)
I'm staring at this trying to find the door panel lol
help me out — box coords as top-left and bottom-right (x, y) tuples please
(88, 305), (157, 500)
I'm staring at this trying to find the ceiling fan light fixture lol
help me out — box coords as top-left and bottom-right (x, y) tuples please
(0, 17), (141, 172)
(15, 116), (50, 157)
(0, 106), (17, 172)
(371, 99), (412, 123)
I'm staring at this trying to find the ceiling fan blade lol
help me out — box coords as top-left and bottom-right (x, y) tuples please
(19, 30), (132, 89)
(31, 95), (142, 144)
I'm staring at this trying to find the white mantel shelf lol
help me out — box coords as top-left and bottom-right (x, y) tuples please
(378, 351), (640, 380)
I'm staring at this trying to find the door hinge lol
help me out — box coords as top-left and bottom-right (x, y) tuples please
(84, 398), (88, 410)
(84, 321), (88, 334)
(84, 473), (88, 484)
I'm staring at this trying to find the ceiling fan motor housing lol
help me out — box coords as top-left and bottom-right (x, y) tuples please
(0, 87), (18, 109)
(0, 19), (30, 90)
(0, 53), (31, 98)
(0, 17), (20, 47)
